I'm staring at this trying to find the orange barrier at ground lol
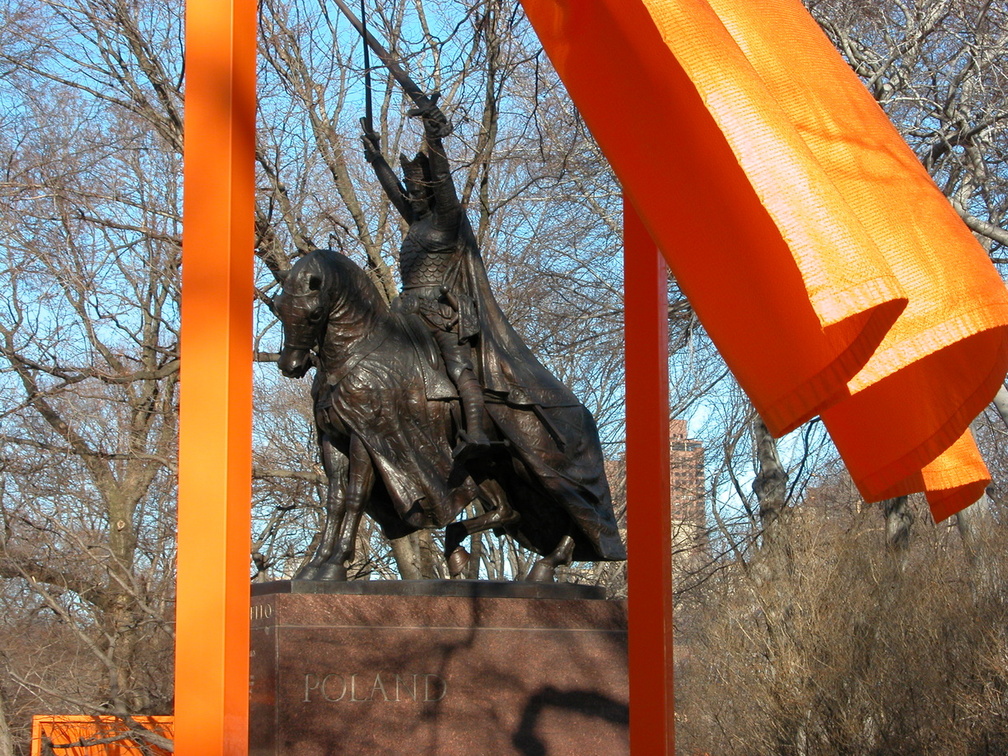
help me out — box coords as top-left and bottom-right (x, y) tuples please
(520, 0), (1008, 520)
(30, 716), (173, 756)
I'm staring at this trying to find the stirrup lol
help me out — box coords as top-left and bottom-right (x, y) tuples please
(452, 429), (493, 462)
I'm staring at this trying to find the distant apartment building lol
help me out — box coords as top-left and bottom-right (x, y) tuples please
(604, 419), (708, 570)
(669, 419), (708, 567)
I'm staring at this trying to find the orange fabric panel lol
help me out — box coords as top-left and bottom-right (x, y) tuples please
(700, 0), (1008, 504)
(873, 430), (991, 523)
(922, 432), (992, 523)
(520, 0), (1008, 517)
(519, 0), (906, 437)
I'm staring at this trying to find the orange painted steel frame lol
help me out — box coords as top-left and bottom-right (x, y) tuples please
(625, 200), (676, 753)
(176, 0), (256, 752)
(176, 1), (672, 752)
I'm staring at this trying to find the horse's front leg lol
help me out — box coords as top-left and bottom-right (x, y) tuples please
(295, 434), (347, 580)
(317, 434), (374, 581)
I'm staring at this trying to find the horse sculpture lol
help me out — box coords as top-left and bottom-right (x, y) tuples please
(275, 249), (625, 581)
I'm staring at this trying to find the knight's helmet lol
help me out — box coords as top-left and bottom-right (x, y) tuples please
(399, 152), (433, 212)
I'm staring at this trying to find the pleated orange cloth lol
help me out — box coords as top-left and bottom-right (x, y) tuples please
(520, 0), (1008, 519)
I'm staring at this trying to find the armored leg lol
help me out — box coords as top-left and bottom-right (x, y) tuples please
(456, 369), (491, 449)
(434, 329), (490, 455)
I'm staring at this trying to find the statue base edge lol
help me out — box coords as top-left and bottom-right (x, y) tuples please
(251, 578), (607, 600)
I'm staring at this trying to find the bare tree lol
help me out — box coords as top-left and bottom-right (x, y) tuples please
(0, 4), (634, 744)
(0, 0), (183, 746)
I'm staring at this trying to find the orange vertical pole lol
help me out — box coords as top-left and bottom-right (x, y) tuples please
(176, 0), (255, 752)
(624, 198), (675, 754)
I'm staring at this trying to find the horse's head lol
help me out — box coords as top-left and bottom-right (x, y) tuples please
(274, 253), (331, 379)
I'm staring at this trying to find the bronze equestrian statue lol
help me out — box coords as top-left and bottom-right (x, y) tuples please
(274, 36), (625, 578)
(275, 247), (625, 581)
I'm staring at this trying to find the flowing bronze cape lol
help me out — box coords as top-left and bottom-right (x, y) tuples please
(450, 221), (626, 560)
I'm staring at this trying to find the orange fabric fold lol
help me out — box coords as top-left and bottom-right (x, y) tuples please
(520, 0), (1008, 515)
(875, 430), (991, 523)
(921, 433), (991, 523)
(519, 0), (906, 437)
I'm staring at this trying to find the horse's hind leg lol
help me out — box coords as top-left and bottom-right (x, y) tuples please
(445, 480), (519, 578)
(317, 434), (374, 581)
(526, 534), (576, 583)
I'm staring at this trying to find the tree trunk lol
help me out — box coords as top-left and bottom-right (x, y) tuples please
(752, 417), (787, 550)
(956, 493), (997, 595)
(0, 680), (13, 756)
(465, 532), (484, 580)
(881, 496), (913, 562)
(388, 532), (443, 579)
(954, 413), (1000, 594)
(751, 416), (790, 581)
(415, 531), (442, 579)
(389, 536), (422, 580)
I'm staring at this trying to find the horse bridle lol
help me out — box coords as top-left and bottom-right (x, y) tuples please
(279, 290), (325, 352)
(283, 340), (318, 351)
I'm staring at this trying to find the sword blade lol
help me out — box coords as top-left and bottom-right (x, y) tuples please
(360, 0), (373, 131)
(332, 0), (431, 111)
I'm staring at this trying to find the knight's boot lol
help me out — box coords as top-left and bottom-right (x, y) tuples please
(454, 371), (491, 460)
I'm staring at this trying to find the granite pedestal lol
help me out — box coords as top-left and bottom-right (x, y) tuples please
(249, 580), (628, 755)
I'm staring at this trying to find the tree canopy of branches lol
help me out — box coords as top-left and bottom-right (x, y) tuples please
(0, 0), (624, 748)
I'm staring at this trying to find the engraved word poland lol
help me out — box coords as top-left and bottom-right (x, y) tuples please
(303, 672), (447, 703)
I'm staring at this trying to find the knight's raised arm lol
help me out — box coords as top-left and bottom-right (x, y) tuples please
(408, 101), (461, 231)
(360, 118), (412, 222)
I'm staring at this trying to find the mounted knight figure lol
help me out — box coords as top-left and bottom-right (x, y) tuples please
(361, 99), (492, 462)
(273, 5), (625, 582)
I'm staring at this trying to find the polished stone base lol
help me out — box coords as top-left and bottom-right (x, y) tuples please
(249, 581), (628, 755)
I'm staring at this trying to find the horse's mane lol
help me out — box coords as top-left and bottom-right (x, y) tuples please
(307, 249), (391, 317)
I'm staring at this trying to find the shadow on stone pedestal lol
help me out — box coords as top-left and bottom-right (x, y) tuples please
(250, 580), (628, 756)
